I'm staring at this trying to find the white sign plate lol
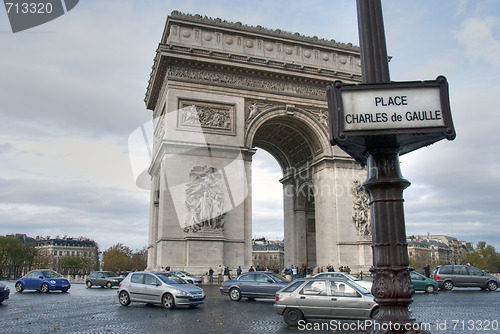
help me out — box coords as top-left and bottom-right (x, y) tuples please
(342, 87), (445, 131)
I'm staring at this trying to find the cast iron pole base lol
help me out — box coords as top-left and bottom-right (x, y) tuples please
(363, 149), (430, 334)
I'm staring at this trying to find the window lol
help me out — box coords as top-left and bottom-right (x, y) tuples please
(238, 274), (255, 281)
(281, 281), (303, 293)
(144, 274), (159, 286)
(300, 280), (328, 295)
(255, 274), (270, 282)
(453, 266), (467, 275)
(54, 251), (57, 256)
(330, 282), (359, 297)
(468, 266), (482, 276)
(130, 274), (144, 284)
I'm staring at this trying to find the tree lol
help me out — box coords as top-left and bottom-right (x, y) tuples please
(465, 242), (500, 273)
(60, 256), (88, 276)
(102, 243), (133, 272)
(130, 246), (148, 271)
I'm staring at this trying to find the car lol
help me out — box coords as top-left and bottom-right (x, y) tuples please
(313, 272), (373, 290)
(275, 277), (379, 326)
(409, 271), (438, 293)
(15, 270), (71, 293)
(117, 271), (205, 309)
(431, 264), (500, 291)
(220, 271), (290, 301)
(166, 270), (203, 285)
(0, 282), (10, 303)
(86, 271), (123, 288)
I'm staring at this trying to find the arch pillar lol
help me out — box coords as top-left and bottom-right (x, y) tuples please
(312, 160), (340, 270)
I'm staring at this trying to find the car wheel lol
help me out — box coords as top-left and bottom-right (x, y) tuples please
(443, 281), (454, 291)
(487, 281), (498, 291)
(162, 293), (175, 309)
(229, 287), (242, 301)
(41, 283), (50, 293)
(118, 291), (131, 306)
(283, 308), (304, 326)
(86, 281), (92, 288)
(425, 285), (436, 293)
(106, 282), (113, 289)
(15, 282), (24, 292)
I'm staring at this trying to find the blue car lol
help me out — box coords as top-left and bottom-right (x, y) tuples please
(15, 270), (71, 293)
(0, 282), (10, 303)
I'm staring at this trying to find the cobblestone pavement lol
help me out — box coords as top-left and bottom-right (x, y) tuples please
(1, 281), (498, 333)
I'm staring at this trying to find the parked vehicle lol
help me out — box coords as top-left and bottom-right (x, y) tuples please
(166, 271), (203, 285)
(15, 270), (70, 293)
(313, 272), (372, 290)
(431, 264), (499, 291)
(117, 271), (205, 309)
(409, 271), (438, 293)
(275, 278), (379, 325)
(86, 271), (123, 288)
(220, 271), (289, 301)
(0, 282), (10, 303)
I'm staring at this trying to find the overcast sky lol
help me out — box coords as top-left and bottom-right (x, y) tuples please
(1, 0), (499, 253)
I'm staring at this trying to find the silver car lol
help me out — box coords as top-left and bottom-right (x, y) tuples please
(313, 272), (373, 291)
(166, 270), (203, 285)
(117, 271), (205, 309)
(275, 278), (379, 325)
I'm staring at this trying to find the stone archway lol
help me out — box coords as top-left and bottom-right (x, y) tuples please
(144, 12), (372, 275)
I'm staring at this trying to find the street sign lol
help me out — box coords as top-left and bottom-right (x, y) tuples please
(327, 76), (455, 164)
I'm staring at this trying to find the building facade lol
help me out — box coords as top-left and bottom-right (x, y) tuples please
(33, 236), (99, 274)
(407, 235), (473, 270)
(251, 240), (284, 272)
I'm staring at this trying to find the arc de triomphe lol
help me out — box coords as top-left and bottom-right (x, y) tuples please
(144, 12), (372, 275)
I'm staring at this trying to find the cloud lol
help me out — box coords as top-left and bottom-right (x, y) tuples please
(456, 16), (500, 68)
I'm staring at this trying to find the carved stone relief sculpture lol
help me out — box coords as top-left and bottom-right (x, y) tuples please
(184, 166), (226, 233)
(352, 180), (371, 236)
(178, 100), (235, 135)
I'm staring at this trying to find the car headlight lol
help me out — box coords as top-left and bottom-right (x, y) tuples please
(50, 280), (56, 284)
(175, 289), (189, 296)
(5, 286), (9, 291)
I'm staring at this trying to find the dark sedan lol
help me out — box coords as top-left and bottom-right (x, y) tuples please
(86, 271), (123, 288)
(220, 271), (289, 301)
(0, 282), (10, 303)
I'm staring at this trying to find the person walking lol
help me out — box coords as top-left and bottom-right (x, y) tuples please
(217, 264), (223, 284)
(209, 267), (214, 284)
(424, 264), (430, 278)
(236, 266), (242, 276)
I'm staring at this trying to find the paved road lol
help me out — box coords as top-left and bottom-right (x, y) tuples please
(1, 281), (498, 333)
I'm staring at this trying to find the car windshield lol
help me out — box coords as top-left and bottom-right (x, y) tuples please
(342, 273), (359, 281)
(42, 271), (62, 278)
(268, 273), (288, 282)
(179, 271), (194, 276)
(158, 274), (187, 284)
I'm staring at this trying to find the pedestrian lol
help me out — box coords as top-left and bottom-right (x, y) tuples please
(424, 264), (430, 278)
(345, 266), (351, 274)
(224, 266), (232, 280)
(217, 264), (223, 284)
(289, 265), (294, 280)
(209, 267), (214, 284)
(236, 266), (242, 276)
(249, 266), (255, 272)
(292, 266), (297, 280)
